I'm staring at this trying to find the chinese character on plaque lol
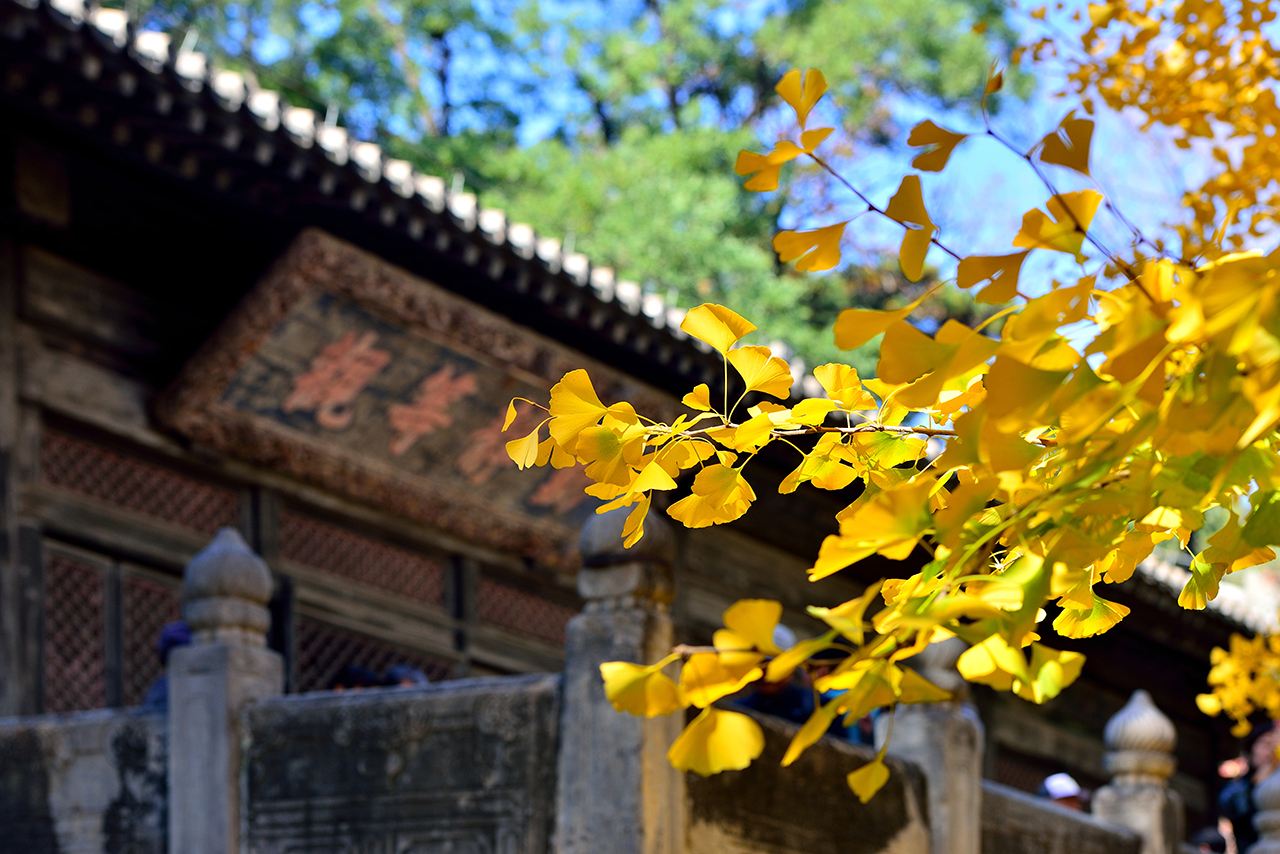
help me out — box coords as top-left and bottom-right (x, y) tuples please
(283, 330), (391, 430)
(388, 363), (479, 456)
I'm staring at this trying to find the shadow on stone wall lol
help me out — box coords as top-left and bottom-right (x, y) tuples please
(686, 713), (931, 854)
(0, 709), (166, 854)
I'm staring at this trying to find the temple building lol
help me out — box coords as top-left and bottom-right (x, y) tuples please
(0, 0), (1272, 832)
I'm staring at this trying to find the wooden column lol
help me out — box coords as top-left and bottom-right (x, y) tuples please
(0, 235), (43, 716)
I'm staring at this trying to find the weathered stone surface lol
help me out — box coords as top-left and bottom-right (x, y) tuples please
(887, 638), (983, 854)
(982, 781), (1141, 854)
(687, 713), (930, 854)
(243, 674), (560, 853)
(0, 709), (166, 853)
(556, 510), (684, 854)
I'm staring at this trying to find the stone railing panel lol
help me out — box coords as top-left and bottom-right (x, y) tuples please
(242, 674), (560, 853)
(982, 781), (1141, 854)
(0, 709), (166, 854)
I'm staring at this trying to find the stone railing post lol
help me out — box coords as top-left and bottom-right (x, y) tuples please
(555, 507), (684, 854)
(882, 636), (983, 854)
(1091, 690), (1184, 854)
(1251, 767), (1280, 853)
(167, 528), (283, 854)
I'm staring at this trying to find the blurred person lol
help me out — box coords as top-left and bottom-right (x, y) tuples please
(1039, 772), (1084, 811)
(1190, 826), (1227, 853)
(385, 664), (431, 687)
(141, 620), (191, 713)
(328, 664), (381, 692)
(1220, 721), (1280, 853)
(736, 624), (813, 726)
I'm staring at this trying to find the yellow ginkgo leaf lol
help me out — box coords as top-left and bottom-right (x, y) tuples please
(907, 120), (968, 172)
(807, 581), (883, 644)
(1017, 644), (1086, 704)
(884, 176), (936, 282)
(734, 137), (816, 192)
(668, 707), (765, 777)
(765, 632), (836, 683)
(715, 599), (784, 655)
(734, 149), (784, 192)
(801, 127), (835, 153)
(681, 303), (758, 353)
(632, 460), (679, 492)
(622, 493), (651, 548)
(1052, 590), (1130, 638)
(727, 345), (794, 399)
(600, 659), (685, 717)
(505, 426), (542, 469)
(502, 399), (520, 431)
(680, 651), (764, 708)
(984, 62), (1004, 98)
(548, 369), (636, 448)
(574, 425), (644, 486)
(847, 752), (891, 803)
(775, 68), (827, 129)
(957, 252), (1029, 304)
(956, 634), (1024, 691)
(682, 383), (713, 411)
(1037, 113), (1094, 177)
(774, 222), (847, 273)
(898, 668), (951, 704)
(878, 322), (953, 385)
(1013, 190), (1104, 258)
(668, 463), (757, 528)
(833, 304), (916, 350)
(814, 363), (877, 410)
(782, 696), (843, 766)
(779, 433), (857, 494)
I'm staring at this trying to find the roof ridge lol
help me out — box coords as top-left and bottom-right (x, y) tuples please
(19, 0), (833, 401)
(1138, 556), (1279, 635)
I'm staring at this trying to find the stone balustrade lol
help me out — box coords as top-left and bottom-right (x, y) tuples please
(0, 522), (1216, 854)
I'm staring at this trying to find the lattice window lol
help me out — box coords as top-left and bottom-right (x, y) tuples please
(476, 577), (576, 647)
(992, 748), (1080, 794)
(293, 614), (455, 693)
(43, 553), (106, 713)
(280, 510), (446, 608)
(40, 429), (240, 535)
(120, 570), (181, 707)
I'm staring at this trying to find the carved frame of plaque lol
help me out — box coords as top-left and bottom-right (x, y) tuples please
(157, 229), (672, 569)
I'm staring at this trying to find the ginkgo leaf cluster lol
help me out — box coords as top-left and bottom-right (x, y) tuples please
(503, 0), (1280, 803)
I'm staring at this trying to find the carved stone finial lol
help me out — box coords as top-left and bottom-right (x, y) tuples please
(579, 505), (676, 568)
(1104, 690), (1177, 784)
(576, 507), (676, 611)
(182, 528), (273, 646)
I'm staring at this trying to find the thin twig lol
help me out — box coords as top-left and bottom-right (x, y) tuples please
(808, 154), (964, 263)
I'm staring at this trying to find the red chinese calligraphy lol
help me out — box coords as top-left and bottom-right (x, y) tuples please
(388, 364), (479, 456)
(457, 413), (511, 485)
(283, 331), (391, 430)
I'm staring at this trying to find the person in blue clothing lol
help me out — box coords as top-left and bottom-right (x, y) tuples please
(141, 620), (192, 712)
(1219, 721), (1280, 854)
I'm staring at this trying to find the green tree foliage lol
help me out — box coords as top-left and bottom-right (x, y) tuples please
(132, 0), (1017, 369)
